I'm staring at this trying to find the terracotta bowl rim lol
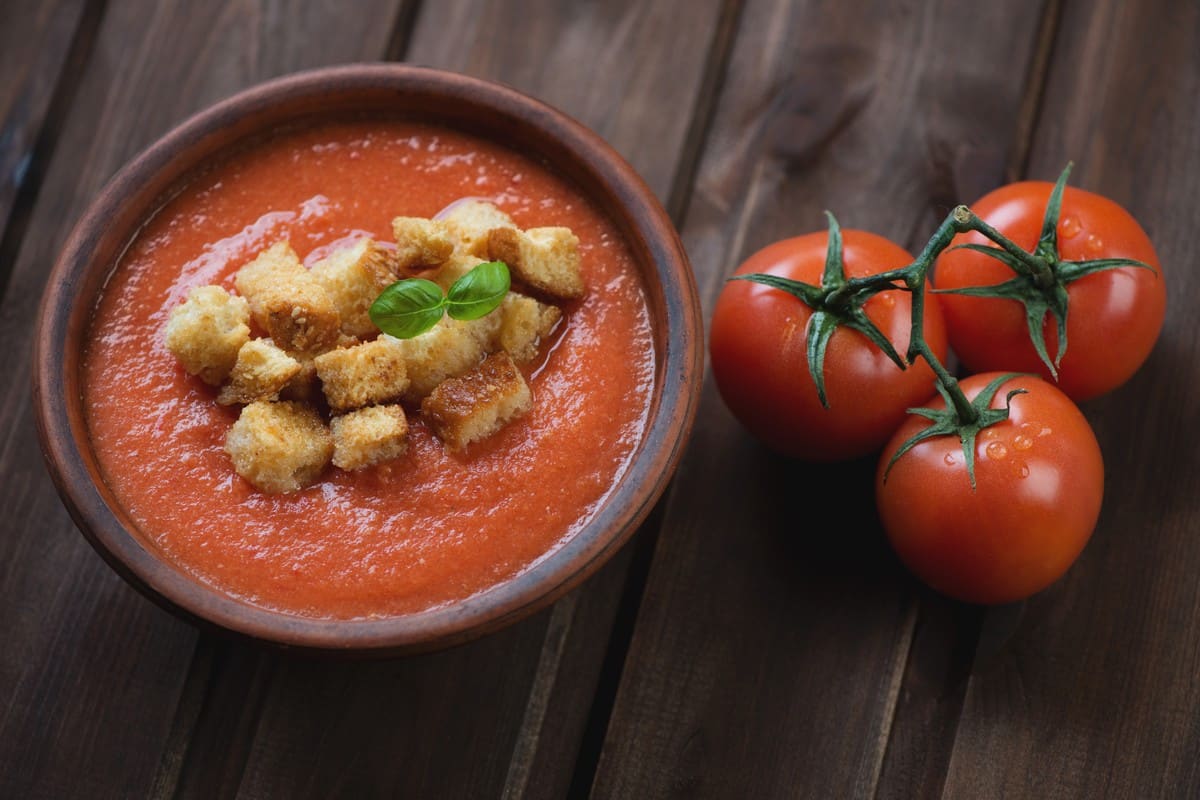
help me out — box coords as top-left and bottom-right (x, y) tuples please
(32, 62), (702, 656)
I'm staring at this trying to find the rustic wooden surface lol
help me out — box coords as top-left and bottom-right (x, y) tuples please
(1, 0), (1196, 797)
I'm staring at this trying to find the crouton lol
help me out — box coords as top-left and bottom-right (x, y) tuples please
(331, 404), (409, 470)
(487, 226), (585, 299)
(224, 401), (332, 494)
(496, 292), (562, 363)
(313, 337), (409, 413)
(217, 339), (302, 406)
(164, 285), (251, 385)
(234, 241), (341, 354)
(285, 334), (361, 402)
(433, 252), (485, 292)
(309, 239), (400, 338)
(279, 358), (317, 402)
(396, 315), (501, 401)
(440, 200), (516, 258)
(421, 352), (532, 451)
(392, 217), (454, 274)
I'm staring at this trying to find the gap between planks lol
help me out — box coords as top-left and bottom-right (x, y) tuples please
(534, 2), (748, 796)
(870, 1), (1068, 797)
(1007, 0), (1065, 182)
(147, 0), (1070, 794)
(142, 0), (740, 795)
(501, 593), (580, 799)
(146, 3), (425, 797)
(0, 0), (107, 305)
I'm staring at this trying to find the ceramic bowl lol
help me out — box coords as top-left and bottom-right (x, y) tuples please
(32, 63), (701, 656)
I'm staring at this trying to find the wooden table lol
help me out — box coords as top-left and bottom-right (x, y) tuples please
(3, 1), (1198, 797)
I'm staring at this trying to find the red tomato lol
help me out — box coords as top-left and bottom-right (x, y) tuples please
(934, 181), (1166, 401)
(875, 372), (1103, 605)
(709, 230), (948, 461)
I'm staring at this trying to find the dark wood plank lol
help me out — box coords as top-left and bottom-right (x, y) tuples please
(226, 2), (731, 798)
(872, 596), (984, 800)
(0, 2), (409, 798)
(871, 6), (1065, 796)
(590, 0), (1052, 797)
(0, 0), (92, 296)
(941, 1), (1200, 797)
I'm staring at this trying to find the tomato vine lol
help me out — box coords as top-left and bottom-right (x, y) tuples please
(730, 164), (1151, 487)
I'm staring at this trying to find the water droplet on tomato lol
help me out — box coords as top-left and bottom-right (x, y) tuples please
(1013, 461), (1030, 479)
(1086, 234), (1104, 254)
(1013, 435), (1033, 451)
(944, 452), (956, 466)
(1038, 426), (1053, 438)
(985, 440), (1008, 460)
(878, 293), (895, 309)
(1059, 215), (1081, 238)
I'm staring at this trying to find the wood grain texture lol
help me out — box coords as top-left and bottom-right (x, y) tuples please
(5, 0), (1199, 796)
(0, 0), (92, 296)
(0, 2), (408, 798)
(237, 621), (547, 798)
(872, 4), (1065, 796)
(403, 0), (728, 203)
(590, 0), (1048, 796)
(216, 2), (730, 798)
(941, 0), (1200, 797)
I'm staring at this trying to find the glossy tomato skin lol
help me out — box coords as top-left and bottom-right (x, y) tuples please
(934, 181), (1166, 401)
(876, 373), (1103, 605)
(709, 230), (948, 461)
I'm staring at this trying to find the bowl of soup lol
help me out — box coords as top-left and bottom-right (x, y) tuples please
(33, 63), (701, 655)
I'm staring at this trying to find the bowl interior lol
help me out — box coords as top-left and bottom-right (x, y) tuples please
(34, 64), (701, 655)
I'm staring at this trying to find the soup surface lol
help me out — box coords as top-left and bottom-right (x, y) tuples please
(84, 120), (655, 619)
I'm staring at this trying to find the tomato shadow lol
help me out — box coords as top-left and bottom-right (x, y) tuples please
(740, 436), (1019, 675)
(749, 442), (907, 585)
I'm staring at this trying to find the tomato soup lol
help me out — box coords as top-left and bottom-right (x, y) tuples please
(83, 120), (655, 619)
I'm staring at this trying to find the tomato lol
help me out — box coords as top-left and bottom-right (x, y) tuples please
(934, 180), (1166, 401)
(875, 372), (1103, 605)
(709, 230), (948, 461)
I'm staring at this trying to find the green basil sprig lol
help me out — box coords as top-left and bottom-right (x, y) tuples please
(369, 261), (510, 339)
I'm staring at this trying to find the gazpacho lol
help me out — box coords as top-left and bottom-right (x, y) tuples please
(83, 120), (655, 619)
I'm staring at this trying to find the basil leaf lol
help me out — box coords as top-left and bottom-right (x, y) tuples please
(369, 279), (447, 339)
(446, 261), (511, 321)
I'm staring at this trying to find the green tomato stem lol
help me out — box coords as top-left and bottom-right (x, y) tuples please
(835, 206), (985, 425)
(958, 208), (1056, 288)
(738, 196), (1071, 439)
(892, 206), (975, 424)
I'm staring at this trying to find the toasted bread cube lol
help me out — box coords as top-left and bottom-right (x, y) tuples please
(432, 252), (484, 292)
(397, 315), (501, 401)
(496, 292), (562, 363)
(440, 200), (516, 258)
(232, 241), (306, 315)
(310, 239), (400, 338)
(392, 217), (454, 274)
(279, 358), (318, 402)
(164, 285), (251, 385)
(234, 241), (341, 354)
(421, 352), (532, 451)
(314, 337), (409, 412)
(331, 405), (409, 470)
(217, 339), (302, 406)
(224, 401), (332, 494)
(287, 334), (362, 402)
(488, 226), (584, 299)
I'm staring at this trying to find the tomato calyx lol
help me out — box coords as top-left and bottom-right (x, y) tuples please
(883, 372), (1028, 489)
(935, 163), (1158, 378)
(724, 178), (1115, 490)
(728, 211), (907, 407)
(725, 204), (1020, 458)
